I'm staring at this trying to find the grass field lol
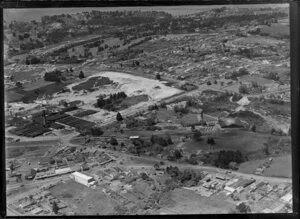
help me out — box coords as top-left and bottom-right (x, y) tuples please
(239, 75), (273, 86)
(238, 154), (292, 178)
(183, 129), (283, 156)
(157, 188), (234, 214)
(50, 180), (116, 215)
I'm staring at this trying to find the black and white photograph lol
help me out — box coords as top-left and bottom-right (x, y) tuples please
(2, 1), (296, 216)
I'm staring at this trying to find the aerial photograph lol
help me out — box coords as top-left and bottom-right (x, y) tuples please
(3, 4), (292, 215)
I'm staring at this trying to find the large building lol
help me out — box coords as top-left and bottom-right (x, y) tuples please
(70, 171), (96, 187)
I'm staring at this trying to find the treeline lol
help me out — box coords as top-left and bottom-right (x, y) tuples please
(200, 150), (245, 170)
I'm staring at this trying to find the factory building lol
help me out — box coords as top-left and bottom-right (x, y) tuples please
(70, 171), (96, 187)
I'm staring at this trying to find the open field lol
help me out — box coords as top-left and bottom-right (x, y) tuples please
(158, 188), (234, 214)
(182, 129), (285, 156)
(238, 155), (292, 178)
(50, 180), (116, 215)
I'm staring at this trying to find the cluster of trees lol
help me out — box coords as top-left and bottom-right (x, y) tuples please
(239, 85), (249, 94)
(25, 56), (43, 65)
(84, 126), (104, 136)
(167, 149), (183, 161)
(225, 68), (249, 80)
(268, 94), (284, 105)
(214, 150), (245, 169)
(264, 72), (280, 81)
(96, 92), (127, 110)
(150, 134), (173, 147)
(165, 166), (204, 187)
(44, 70), (64, 82)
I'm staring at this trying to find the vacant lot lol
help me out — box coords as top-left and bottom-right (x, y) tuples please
(183, 129), (282, 156)
(157, 188), (234, 214)
(50, 180), (116, 215)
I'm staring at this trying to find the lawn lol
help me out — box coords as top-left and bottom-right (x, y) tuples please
(50, 180), (117, 215)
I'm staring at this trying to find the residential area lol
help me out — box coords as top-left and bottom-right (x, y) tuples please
(4, 4), (292, 215)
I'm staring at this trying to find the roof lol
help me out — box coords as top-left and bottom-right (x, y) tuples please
(71, 171), (93, 180)
(281, 192), (292, 202)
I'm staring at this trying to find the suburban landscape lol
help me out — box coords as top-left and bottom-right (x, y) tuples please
(4, 4), (292, 215)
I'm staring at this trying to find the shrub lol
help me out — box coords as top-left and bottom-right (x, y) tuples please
(239, 85), (249, 94)
(110, 137), (118, 145)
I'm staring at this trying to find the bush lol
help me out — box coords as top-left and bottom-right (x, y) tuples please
(239, 85), (249, 94)
(207, 138), (215, 145)
(110, 137), (118, 145)
(207, 81), (212, 85)
(193, 130), (203, 141)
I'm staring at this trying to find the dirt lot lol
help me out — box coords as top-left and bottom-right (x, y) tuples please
(157, 188), (235, 214)
(50, 180), (117, 215)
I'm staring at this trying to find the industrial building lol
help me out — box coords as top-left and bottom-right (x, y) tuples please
(70, 171), (96, 187)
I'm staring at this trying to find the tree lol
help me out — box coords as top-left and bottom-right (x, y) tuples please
(249, 124), (256, 132)
(79, 71), (85, 79)
(9, 162), (15, 174)
(25, 58), (30, 65)
(110, 137), (118, 146)
(228, 161), (238, 170)
(52, 201), (59, 214)
(239, 85), (249, 94)
(173, 150), (183, 160)
(116, 112), (123, 121)
(193, 130), (203, 141)
(90, 127), (104, 136)
(156, 73), (161, 80)
(207, 81), (212, 85)
(15, 81), (23, 88)
(207, 138), (215, 145)
(236, 202), (251, 213)
(262, 143), (270, 155)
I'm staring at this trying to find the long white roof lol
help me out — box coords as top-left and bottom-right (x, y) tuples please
(71, 171), (93, 180)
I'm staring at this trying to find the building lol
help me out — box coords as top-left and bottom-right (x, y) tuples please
(281, 192), (293, 203)
(70, 171), (96, 187)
